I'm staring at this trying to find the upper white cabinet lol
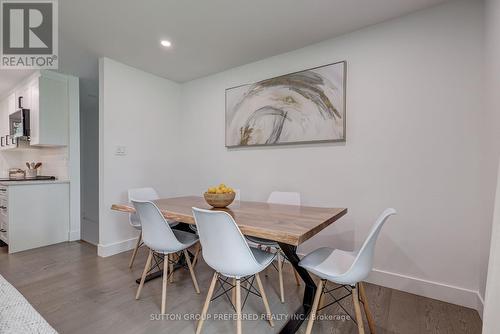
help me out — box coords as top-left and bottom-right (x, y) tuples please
(29, 75), (69, 146)
(0, 71), (71, 148)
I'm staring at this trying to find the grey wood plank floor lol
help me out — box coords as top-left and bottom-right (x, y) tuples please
(0, 241), (482, 334)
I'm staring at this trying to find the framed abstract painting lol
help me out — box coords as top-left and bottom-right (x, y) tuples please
(225, 61), (346, 147)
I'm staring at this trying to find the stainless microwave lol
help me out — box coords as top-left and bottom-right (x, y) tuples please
(9, 108), (30, 138)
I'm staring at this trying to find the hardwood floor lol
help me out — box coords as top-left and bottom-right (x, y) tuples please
(0, 241), (482, 334)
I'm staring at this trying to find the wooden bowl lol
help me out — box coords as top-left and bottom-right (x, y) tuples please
(204, 192), (236, 208)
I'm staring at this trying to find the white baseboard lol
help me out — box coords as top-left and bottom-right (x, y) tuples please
(367, 268), (482, 315)
(97, 237), (138, 257)
(69, 230), (80, 241)
(476, 291), (484, 319)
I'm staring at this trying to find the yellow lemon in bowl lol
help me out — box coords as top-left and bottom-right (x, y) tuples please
(206, 183), (235, 195)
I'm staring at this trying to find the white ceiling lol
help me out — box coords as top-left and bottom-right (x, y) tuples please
(0, 0), (450, 96)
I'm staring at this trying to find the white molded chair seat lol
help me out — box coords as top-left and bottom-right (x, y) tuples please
(299, 248), (357, 285)
(299, 208), (397, 334)
(216, 247), (274, 278)
(249, 248), (274, 269)
(149, 229), (199, 254)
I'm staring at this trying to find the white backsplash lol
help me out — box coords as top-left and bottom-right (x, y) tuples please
(0, 146), (69, 179)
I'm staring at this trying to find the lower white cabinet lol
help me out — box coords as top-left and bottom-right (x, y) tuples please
(0, 187), (8, 244)
(0, 182), (70, 253)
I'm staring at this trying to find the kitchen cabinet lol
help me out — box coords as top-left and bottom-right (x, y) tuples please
(29, 74), (69, 146)
(0, 181), (70, 253)
(0, 187), (7, 244)
(0, 71), (70, 148)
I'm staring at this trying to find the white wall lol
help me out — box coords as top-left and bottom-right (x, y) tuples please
(179, 0), (485, 310)
(98, 58), (182, 256)
(482, 0), (500, 330)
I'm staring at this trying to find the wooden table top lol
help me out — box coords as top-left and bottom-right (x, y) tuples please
(111, 196), (347, 246)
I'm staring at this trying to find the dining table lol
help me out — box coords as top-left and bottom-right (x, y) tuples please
(111, 196), (347, 334)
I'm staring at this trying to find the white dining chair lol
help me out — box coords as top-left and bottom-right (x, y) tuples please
(192, 207), (275, 334)
(133, 200), (201, 314)
(127, 187), (178, 269)
(299, 208), (397, 334)
(246, 191), (302, 303)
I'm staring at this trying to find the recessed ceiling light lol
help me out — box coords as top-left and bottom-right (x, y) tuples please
(160, 40), (172, 47)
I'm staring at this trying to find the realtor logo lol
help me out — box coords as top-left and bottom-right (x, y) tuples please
(0, 0), (58, 69)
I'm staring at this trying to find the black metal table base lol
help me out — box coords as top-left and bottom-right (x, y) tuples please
(278, 242), (317, 334)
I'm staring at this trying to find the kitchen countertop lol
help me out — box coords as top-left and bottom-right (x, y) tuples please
(0, 179), (70, 186)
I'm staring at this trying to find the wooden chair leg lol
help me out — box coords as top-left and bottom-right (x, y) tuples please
(305, 279), (324, 334)
(161, 255), (168, 314)
(255, 273), (274, 327)
(192, 243), (201, 267)
(318, 281), (326, 314)
(196, 272), (218, 334)
(169, 254), (175, 283)
(352, 285), (366, 334)
(279, 249), (300, 286)
(232, 278), (236, 305)
(277, 252), (285, 303)
(128, 232), (142, 269)
(184, 249), (200, 294)
(236, 279), (242, 334)
(293, 268), (301, 286)
(359, 282), (376, 334)
(136, 249), (153, 299)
